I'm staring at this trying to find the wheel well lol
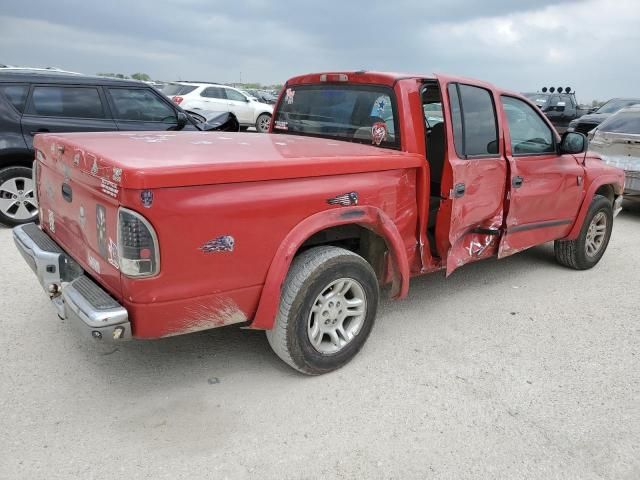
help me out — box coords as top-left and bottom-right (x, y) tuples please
(595, 184), (615, 204)
(0, 150), (34, 170)
(298, 224), (388, 281)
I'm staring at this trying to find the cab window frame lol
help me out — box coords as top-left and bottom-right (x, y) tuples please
(447, 82), (500, 160)
(106, 86), (178, 124)
(501, 94), (558, 157)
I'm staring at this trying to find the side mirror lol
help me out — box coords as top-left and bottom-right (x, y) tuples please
(176, 111), (188, 129)
(560, 131), (587, 154)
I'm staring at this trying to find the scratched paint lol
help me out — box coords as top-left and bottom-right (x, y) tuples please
(168, 298), (247, 336)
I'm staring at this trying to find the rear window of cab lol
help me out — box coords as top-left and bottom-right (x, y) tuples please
(272, 84), (401, 149)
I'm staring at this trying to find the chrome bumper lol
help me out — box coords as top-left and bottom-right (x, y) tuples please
(13, 223), (131, 341)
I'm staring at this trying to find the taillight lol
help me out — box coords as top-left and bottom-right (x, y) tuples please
(172, 96), (183, 104)
(117, 208), (160, 278)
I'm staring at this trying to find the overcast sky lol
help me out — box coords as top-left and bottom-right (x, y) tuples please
(1, 0), (638, 101)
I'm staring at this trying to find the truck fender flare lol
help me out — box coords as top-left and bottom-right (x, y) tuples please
(250, 206), (410, 330)
(564, 175), (623, 240)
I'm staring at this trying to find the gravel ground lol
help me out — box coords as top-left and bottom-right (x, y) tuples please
(1, 207), (639, 480)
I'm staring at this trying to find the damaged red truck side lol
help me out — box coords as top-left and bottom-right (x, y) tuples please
(14, 72), (625, 375)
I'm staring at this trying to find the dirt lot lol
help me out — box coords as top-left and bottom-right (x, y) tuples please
(1, 207), (639, 480)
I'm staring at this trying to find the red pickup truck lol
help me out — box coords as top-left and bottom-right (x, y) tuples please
(13, 71), (624, 375)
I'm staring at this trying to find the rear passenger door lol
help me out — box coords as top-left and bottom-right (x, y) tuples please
(436, 79), (508, 275)
(224, 88), (253, 124)
(20, 85), (117, 149)
(106, 87), (180, 131)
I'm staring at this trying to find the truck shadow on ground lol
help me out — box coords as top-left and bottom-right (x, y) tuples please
(80, 240), (571, 390)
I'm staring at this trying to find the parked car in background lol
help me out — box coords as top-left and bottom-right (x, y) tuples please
(523, 88), (591, 133)
(164, 82), (273, 132)
(567, 98), (640, 136)
(244, 89), (278, 105)
(0, 70), (238, 226)
(588, 105), (640, 197)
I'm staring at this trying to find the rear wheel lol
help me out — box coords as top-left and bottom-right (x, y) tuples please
(554, 194), (613, 270)
(0, 166), (38, 227)
(266, 246), (379, 375)
(255, 113), (271, 133)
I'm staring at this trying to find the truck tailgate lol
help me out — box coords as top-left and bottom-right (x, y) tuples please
(34, 135), (122, 299)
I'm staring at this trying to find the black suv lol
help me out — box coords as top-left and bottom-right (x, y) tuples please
(0, 69), (238, 226)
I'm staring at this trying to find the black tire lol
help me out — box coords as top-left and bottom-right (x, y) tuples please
(554, 194), (613, 270)
(266, 246), (379, 375)
(255, 113), (271, 133)
(0, 166), (38, 227)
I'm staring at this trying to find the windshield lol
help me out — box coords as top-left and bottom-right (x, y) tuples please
(162, 84), (197, 96)
(524, 93), (549, 106)
(596, 99), (640, 114)
(273, 84), (400, 149)
(597, 110), (640, 134)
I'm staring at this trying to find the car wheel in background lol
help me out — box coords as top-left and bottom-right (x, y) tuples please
(0, 166), (38, 227)
(266, 246), (379, 375)
(255, 113), (271, 133)
(554, 194), (613, 270)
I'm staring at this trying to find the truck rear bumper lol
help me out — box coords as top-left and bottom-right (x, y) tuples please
(13, 223), (131, 341)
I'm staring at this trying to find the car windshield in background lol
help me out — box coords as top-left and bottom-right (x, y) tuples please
(524, 94), (548, 106)
(162, 84), (197, 96)
(596, 99), (640, 114)
(273, 85), (400, 149)
(598, 110), (640, 134)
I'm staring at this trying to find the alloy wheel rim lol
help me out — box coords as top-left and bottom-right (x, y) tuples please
(259, 116), (270, 132)
(307, 277), (367, 355)
(0, 176), (38, 220)
(585, 211), (607, 258)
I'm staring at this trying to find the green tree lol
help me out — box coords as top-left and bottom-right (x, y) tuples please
(131, 72), (151, 81)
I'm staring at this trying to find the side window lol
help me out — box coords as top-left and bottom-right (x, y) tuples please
(201, 87), (226, 99)
(225, 89), (247, 102)
(0, 85), (29, 113)
(108, 88), (176, 123)
(447, 84), (464, 156)
(501, 96), (555, 155)
(448, 83), (499, 157)
(31, 86), (105, 118)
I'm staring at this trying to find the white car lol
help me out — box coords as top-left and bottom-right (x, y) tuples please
(163, 82), (273, 132)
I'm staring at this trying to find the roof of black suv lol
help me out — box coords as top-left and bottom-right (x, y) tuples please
(0, 70), (147, 87)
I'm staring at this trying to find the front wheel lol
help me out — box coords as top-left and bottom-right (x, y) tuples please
(255, 113), (271, 133)
(266, 246), (379, 375)
(554, 194), (613, 270)
(0, 166), (38, 227)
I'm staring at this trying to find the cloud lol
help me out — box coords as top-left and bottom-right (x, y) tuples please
(1, 0), (638, 100)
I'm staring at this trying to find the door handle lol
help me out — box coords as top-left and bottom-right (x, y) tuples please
(453, 183), (466, 198)
(30, 129), (50, 136)
(512, 176), (524, 188)
(61, 183), (72, 202)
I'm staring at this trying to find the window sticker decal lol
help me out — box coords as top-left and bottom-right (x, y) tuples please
(371, 122), (388, 146)
(274, 120), (288, 130)
(285, 88), (295, 105)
